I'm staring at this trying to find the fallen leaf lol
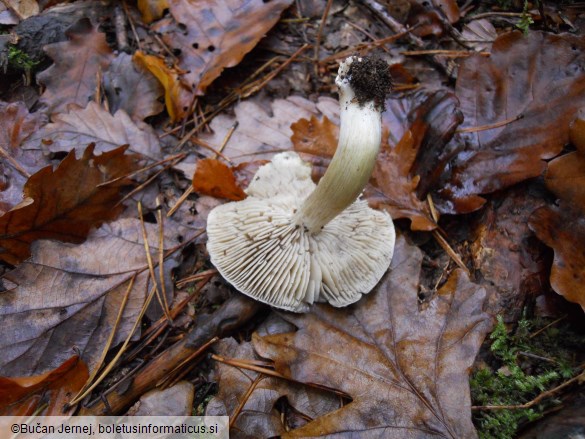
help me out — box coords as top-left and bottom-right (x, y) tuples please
(0, 217), (188, 376)
(133, 51), (194, 123)
(37, 18), (114, 116)
(0, 144), (139, 265)
(544, 110), (585, 212)
(103, 53), (165, 122)
(207, 334), (341, 438)
(529, 204), (585, 312)
(290, 115), (338, 179)
(153, 0), (294, 95)
(439, 31), (585, 213)
(3, 0), (39, 20)
(461, 19), (496, 52)
(0, 356), (88, 416)
(192, 158), (246, 201)
(129, 382), (194, 416)
(470, 184), (548, 322)
(22, 101), (161, 160)
(0, 101), (47, 213)
(137, 0), (169, 24)
(253, 235), (493, 438)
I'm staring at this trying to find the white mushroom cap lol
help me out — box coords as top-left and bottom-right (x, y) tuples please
(207, 152), (395, 312)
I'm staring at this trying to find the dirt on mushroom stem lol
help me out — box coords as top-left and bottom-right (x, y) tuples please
(346, 56), (393, 110)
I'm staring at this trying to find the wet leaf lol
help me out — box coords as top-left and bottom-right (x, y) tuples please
(153, 0), (294, 95)
(544, 111), (585, 212)
(192, 158), (246, 201)
(22, 101), (161, 160)
(103, 53), (165, 122)
(440, 31), (585, 213)
(0, 217), (186, 376)
(0, 356), (88, 416)
(253, 235), (493, 438)
(0, 144), (139, 265)
(37, 18), (114, 116)
(130, 382), (194, 416)
(529, 204), (585, 312)
(0, 101), (47, 213)
(207, 334), (341, 438)
(133, 51), (194, 123)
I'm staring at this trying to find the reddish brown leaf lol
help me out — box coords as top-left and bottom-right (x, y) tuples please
(0, 356), (88, 416)
(103, 53), (165, 122)
(153, 0), (294, 95)
(133, 51), (194, 123)
(22, 101), (161, 160)
(192, 158), (246, 201)
(544, 111), (585, 213)
(137, 0), (169, 24)
(37, 18), (114, 116)
(529, 204), (585, 312)
(0, 144), (139, 265)
(291, 115), (338, 180)
(440, 31), (585, 213)
(253, 235), (493, 438)
(0, 217), (192, 376)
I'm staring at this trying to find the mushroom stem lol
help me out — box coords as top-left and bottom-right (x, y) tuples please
(293, 57), (385, 233)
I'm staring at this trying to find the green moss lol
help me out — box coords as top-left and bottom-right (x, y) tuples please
(516, 0), (534, 34)
(471, 315), (584, 439)
(7, 45), (40, 72)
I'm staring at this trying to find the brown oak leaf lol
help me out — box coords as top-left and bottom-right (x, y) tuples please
(153, 0), (294, 95)
(0, 217), (190, 376)
(440, 31), (585, 213)
(253, 235), (493, 438)
(0, 356), (88, 416)
(22, 101), (161, 160)
(0, 144), (139, 265)
(192, 158), (246, 201)
(37, 18), (114, 116)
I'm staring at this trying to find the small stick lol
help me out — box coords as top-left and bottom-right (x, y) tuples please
(216, 122), (238, 157)
(472, 370), (585, 410)
(97, 153), (187, 187)
(156, 197), (171, 322)
(457, 114), (524, 133)
(167, 186), (193, 218)
(0, 145), (30, 177)
(529, 315), (567, 339)
(122, 0), (142, 51)
(114, 5), (129, 52)
(230, 375), (264, 428)
(314, 0), (334, 69)
(402, 50), (490, 57)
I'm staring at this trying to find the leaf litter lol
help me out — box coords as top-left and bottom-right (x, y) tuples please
(0, 0), (584, 435)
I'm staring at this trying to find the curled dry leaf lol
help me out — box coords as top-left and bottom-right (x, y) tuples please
(0, 217), (187, 376)
(192, 158), (246, 201)
(253, 235), (493, 438)
(529, 204), (585, 312)
(0, 144), (139, 265)
(0, 101), (46, 214)
(22, 101), (161, 160)
(37, 18), (114, 116)
(0, 356), (88, 416)
(153, 0), (294, 96)
(207, 336), (341, 438)
(103, 53), (165, 122)
(440, 31), (585, 213)
(133, 51), (194, 123)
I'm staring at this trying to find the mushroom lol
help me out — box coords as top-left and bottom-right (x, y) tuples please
(206, 56), (395, 312)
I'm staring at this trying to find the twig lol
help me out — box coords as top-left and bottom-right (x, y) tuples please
(97, 153), (187, 187)
(114, 5), (129, 52)
(472, 370), (585, 410)
(457, 114), (524, 133)
(121, 1), (142, 51)
(167, 186), (194, 218)
(360, 0), (424, 47)
(230, 375), (264, 428)
(0, 145), (30, 178)
(529, 315), (567, 339)
(402, 49), (490, 58)
(216, 122), (238, 158)
(314, 0), (334, 69)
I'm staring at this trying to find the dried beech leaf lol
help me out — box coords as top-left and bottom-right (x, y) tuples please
(441, 31), (585, 213)
(22, 101), (161, 160)
(207, 335), (341, 438)
(0, 356), (88, 416)
(137, 0), (169, 24)
(0, 144), (139, 265)
(529, 204), (585, 312)
(4, 0), (39, 20)
(192, 158), (246, 201)
(153, 0), (294, 95)
(253, 235), (492, 438)
(133, 51), (194, 123)
(103, 53), (165, 122)
(0, 218), (187, 375)
(0, 101), (47, 213)
(38, 18), (114, 116)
